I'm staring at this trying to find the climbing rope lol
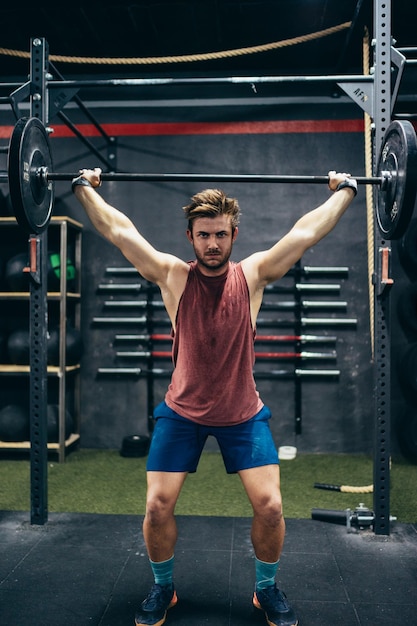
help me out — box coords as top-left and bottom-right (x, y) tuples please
(363, 28), (375, 359)
(315, 482), (374, 493)
(0, 21), (351, 66)
(339, 484), (374, 493)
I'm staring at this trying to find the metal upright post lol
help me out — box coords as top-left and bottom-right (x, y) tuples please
(372, 1), (392, 535)
(29, 38), (49, 525)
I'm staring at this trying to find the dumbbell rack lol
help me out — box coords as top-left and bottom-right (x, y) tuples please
(95, 262), (355, 438)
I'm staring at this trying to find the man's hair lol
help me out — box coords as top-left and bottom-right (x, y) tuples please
(183, 189), (240, 232)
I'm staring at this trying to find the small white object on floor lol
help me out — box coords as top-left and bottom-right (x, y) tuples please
(278, 445), (297, 460)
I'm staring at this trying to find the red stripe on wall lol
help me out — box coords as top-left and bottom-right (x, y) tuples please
(0, 118), (364, 140)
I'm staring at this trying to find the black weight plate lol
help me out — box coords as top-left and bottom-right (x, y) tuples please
(7, 117), (54, 234)
(120, 434), (150, 457)
(397, 408), (417, 463)
(376, 120), (417, 240)
(399, 218), (417, 273)
(397, 282), (417, 335)
(399, 342), (417, 392)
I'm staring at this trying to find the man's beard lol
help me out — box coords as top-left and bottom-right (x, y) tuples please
(194, 247), (232, 272)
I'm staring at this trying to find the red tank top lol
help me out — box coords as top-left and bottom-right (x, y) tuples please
(165, 261), (263, 425)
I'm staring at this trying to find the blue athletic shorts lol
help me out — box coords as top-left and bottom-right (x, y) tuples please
(146, 402), (279, 474)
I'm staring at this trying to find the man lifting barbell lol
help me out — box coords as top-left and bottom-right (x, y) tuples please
(6, 117), (417, 238)
(72, 166), (357, 626)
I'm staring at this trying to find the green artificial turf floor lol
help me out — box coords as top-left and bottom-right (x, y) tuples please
(0, 450), (416, 522)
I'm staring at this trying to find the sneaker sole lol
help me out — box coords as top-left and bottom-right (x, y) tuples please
(135, 591), (178, 626)
(252, 592), (298, 626)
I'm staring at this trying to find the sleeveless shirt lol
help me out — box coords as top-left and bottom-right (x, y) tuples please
(164, 261), (263, 425)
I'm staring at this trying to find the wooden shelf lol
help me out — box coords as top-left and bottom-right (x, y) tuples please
(0, 216), (83, 461)
(0, 216), (83, 229)
(0, 364), (80, 374)
(0, 292), (81, 299)
(0, 433), (80, 450)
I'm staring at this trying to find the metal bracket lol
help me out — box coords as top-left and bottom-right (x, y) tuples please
(373, 246), (394, 297)
(7, 81), (32, 120)
(391, 46), (406, 114)
(336, 80), (373, 116)
(336, 45), (406, 119)
(23, 236), (42, 285)
(48, 86), (81, 121)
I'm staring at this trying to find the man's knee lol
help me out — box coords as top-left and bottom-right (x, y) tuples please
(145, 471), (187, 526)
(254, 493), (284, 526)
(145, 492), (177, 526)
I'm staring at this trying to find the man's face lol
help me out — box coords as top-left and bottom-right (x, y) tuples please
(186, 215), (238, 275)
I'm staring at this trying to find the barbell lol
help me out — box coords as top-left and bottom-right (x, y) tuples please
(4, 116), (417, 239)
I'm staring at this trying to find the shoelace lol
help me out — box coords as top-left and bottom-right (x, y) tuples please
(143, 584), (171, 611)
(260, 586), (290, 612)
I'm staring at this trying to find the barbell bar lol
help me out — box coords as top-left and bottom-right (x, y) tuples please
(92, 315), (357, 327)
(44, 171), (383, 184)
(104, 265), (349, 276)
(97, 366), (340, 379)
(115, 349), (337, 360)
(102, 298), (347, 311)
(113, 333), (338, 344)
(5, 116), (417, 239)
(103, 265), (349, 276)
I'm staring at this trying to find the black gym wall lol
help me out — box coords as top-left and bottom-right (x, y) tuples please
(3, 95), (407, 455)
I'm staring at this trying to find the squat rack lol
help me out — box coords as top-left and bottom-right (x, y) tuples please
(0, 0), (410, 534)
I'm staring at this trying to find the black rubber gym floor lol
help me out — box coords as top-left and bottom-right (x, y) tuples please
(0, 511), (416, 625)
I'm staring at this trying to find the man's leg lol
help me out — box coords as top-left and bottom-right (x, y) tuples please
(238, 464), (285, 562)
(239, 464), (297, 626)
(143, 470), (188, 561)
(136, 471), (187, 626)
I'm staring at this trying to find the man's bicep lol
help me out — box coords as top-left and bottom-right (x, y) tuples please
(243, 232), (308, 287)
(115, 228), (174, 284)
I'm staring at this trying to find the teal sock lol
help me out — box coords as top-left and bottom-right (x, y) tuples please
(149, 555), (175, 586)
(255, 556), (280, 591)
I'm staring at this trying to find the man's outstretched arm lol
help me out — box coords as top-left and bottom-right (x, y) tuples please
(242, 171), (357, 295)
(72, 168), (188, 287)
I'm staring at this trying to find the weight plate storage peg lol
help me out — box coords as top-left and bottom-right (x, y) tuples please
(376, 120), (417, 240)
(7, 117), (54, 234)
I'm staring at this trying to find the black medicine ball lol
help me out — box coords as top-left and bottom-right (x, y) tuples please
(0, 404), (30, 442)
(48, 324), (83, 366)
(7, 329), (30, 365)
(47, 404), (74, 442)
(5, 253), (29, 292)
